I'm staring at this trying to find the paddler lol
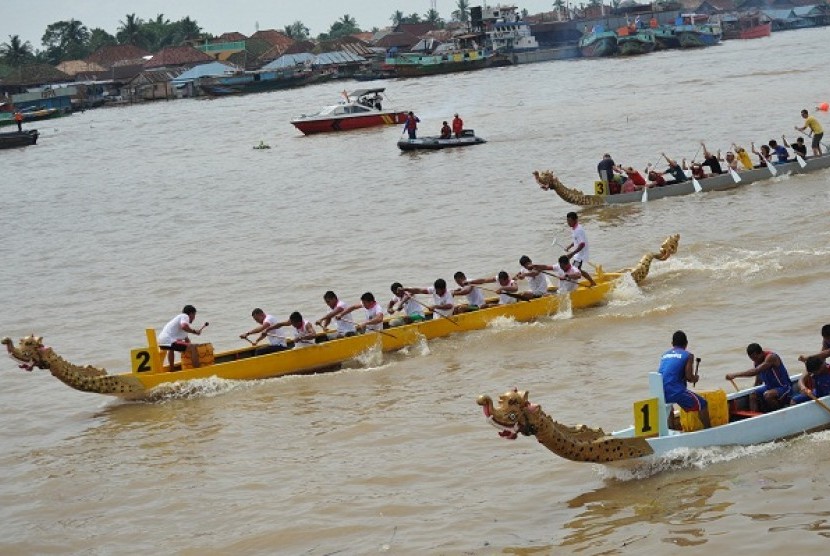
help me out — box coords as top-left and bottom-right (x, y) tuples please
(460, 271), (519, 306)
(796, 108), (824, 157)
(451, 271), (487, 313)
(726, 343), (792, 412)
(564, 211), (596, 286)
(387, 282), (425, 326)
(316, 291), (357, 338)
(158, 305), (207, 369)
(659, 331), (711, 429)
(240, 308), (290, 354)
(339, 292), (385, 333)
(516, 255), (551, 299)
(404, 279), (454, 318)
(528, 255), (586, 294)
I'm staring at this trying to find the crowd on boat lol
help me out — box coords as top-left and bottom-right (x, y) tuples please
(660, 326), (830, 430)
(157, 212), (595, 368)
(598, 108), (825, 195)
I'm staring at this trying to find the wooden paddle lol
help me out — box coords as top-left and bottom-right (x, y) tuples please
(693, 357), (701, 387)
(409, 296), (461, 326)
(729, 378), (740, 392)
(476, 285), (528, 302)
(804, 389), (830, 416)
(338, 317), (397, 339)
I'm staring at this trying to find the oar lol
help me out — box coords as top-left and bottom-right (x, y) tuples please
(476, 285), (528, 302)
(795, 154), (807, 168)
(728, 166), (742, 183)
(539, 269), (581, 284)
(804, 389), (830, 417)
(759, 151), (778, 176)
(338, 317), (397, 339)
(729, 378), (740, 392)
(692, 175), (702, 193)
(693, 357), (701, 387)
(409, 296), (461, 326)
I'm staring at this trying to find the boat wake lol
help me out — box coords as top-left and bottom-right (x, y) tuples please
(145, 376), (259, 402)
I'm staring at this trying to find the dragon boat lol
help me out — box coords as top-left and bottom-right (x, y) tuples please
(534, 152), (830, 206)
(3, 236), (679, 399)
(477, 371), (830, 467)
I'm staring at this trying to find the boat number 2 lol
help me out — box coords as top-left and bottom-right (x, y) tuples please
(633, 398), (658, 437)
(130, 348), (153, 373)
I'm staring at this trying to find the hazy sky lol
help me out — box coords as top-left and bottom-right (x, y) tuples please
(2, 1), (560, 51)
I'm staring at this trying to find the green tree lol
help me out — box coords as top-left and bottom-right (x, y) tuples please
(175, 16), (202, 42)
(117, 13), (148, 49)
(424, 9), (444, 28)
(284, 20), (310, 40)
(87, 28), (117, 54)
(0, 35), (34, 66)
(144, 13), (173, 51)
(452, 0), (470, 23)
(41, 19), (90, 63)
(390, 10), (405, 26)
(406, 13), (422, 23)
(321, 14), (361, 40)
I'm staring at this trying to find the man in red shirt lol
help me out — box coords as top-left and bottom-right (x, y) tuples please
(452, 113), (463, 138)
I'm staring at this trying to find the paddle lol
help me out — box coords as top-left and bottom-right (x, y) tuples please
(729, 378), (740, 392)
(338, 316), (397, 339)
(728, 167), (742, 183)
(409, 296), (461, 326)
(795, 154), (807, 168)
(759, 151), (778, 176)
(693, 357), (701, 387)
(692, 175), (702, 193)
(476, 285), (529, 302)
(641, 184), (648, 203)
(796, 127), (830, 150)
(539, 269), (581, 285)
(804, 389), (830, 417)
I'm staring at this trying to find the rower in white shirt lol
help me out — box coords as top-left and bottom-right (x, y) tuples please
(451, 271), (487, 313)
(316, 290), (357, 338)
(340, 292), (386, 333)
(405, 279), (454, 318)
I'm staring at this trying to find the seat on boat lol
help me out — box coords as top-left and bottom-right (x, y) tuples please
(679, 389), (728, 432)
(181, 343), (215, 369)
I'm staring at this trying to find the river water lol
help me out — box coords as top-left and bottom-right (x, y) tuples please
(2, 28), (829, 554)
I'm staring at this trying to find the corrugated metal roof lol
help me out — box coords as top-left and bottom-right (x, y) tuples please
(172, 61), (238, 83)
(261, 53), (315, 70)
(313, 51), (366, 65)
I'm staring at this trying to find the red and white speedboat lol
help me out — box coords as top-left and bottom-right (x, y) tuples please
(290, 88), (408, 135)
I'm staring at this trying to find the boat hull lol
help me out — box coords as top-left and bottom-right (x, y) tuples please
(677, 29), (721, 48)
(292, 112), (407, 135)
(723, 22), (772, 40)
(0, 129), (39, 148)
(397, 134), (487, 151)
(579, 34), (617, 58)
(385, 49), (493, 78)
(617, 35), (656, 56)
(547, 153), (830, 206)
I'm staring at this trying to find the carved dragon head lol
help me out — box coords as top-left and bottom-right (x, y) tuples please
(2, 335), (52, 371)
(477, 387), (540, 439)
(533, 170), (606, 207)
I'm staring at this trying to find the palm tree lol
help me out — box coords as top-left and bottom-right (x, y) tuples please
(406, 13), (422, 24)
(424, 9), (444, 27)
(391, 10), (405, 26)
(284, 20), (310, 40)
(176, 16), (202, 42)
(117, 13), (147, 47)
(452, 0), (470, 23)
(0, 35), (34, 66)
(41, 19), (90, 62)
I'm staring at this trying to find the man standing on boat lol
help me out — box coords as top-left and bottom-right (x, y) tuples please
(14, 111), (23, 132)
(659, 331), (711, 429)
(158, 305), (206, 370)
(596, 153), (616, 186)
(796, 108), (824, 157)
(564, 212), (596, 286)
(452, 113), (464, 138)
(403, 111), (420, 139)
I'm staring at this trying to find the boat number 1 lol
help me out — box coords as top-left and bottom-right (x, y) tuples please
(131, 348), (153, 373)
(633, 398), (658, 437)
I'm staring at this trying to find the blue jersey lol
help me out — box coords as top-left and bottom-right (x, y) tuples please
(814, 371), (830, 397)
(757, 351), (791, 390)
(659, 347), (691, 402)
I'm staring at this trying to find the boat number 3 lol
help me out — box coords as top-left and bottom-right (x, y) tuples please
(130, 348), (154, 373)
(593, 180), (607, 196)
(633, 398), (658, 437)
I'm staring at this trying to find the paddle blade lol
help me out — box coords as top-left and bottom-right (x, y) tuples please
(641, 186), (648, 203)
(729, 168), (742, 183)
(766, 162), (778, 176)
(796, 154), (807, 168)
(692, 177), (702, 193)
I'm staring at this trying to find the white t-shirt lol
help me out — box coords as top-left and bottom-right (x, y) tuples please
(571, 224), (589, 265)
(363, 302), (384, 331)
(390, 294), (424, 318)
(158, 313), (191, 345)
(292, 320), (315, 347)
(263, 314), (289, 346)
(499, 280), (518, 305)
(465, 286), (486, 307)
(332, 300), (357, 336)
(551, 264), (583, 293)
(525, 270), (549, 296)
(428, 286), (454, 317)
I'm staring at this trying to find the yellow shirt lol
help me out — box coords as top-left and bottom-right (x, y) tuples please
(805, 115), (823, 135)
(736, 150), (753, 170)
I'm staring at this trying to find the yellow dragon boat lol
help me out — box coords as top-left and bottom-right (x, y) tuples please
(3, 235), (679, 399)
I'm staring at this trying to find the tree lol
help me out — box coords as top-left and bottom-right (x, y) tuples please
(144, 13), (173, 51)
(390, 10), (405, 26)
(424, 9), (444, 28)
(321, 14), (361, 40)
(284, 20), (310, 40)
(406, 13), (422, 23)
(87, 28), (117, 53)
(41, 19), (90, 63)
(175, 16), (202, 42)
(117, 13), (148, 49)
(0, 35), (34, 66)
(452, 0), (470, 23)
